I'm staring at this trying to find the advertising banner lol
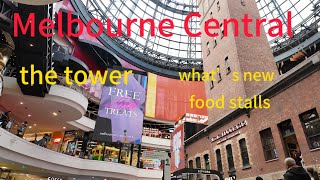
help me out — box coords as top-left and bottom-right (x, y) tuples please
(170, 123), (185, 172)
(93, 72), (147, 144)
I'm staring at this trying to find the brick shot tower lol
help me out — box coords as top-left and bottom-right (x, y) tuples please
(198, 0), (279, 123)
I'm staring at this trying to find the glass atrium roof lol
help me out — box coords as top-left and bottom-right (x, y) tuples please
(80, 0), (319, 69)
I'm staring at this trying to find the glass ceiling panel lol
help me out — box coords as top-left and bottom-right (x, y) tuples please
(81, 0), (318, 62)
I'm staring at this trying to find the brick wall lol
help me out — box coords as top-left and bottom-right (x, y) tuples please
(186, 69), (320, 179)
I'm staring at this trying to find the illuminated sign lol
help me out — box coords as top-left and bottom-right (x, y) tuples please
(53, 138), (62, 144)
(211, 120), (247, 144)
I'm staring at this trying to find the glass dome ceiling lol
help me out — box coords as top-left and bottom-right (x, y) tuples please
(79, 0), (319, 71)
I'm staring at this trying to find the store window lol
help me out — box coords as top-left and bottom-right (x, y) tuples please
(278, 119), (302, 166)
(225, 56), (231, 74)
(260, 128), (278, 161)
(217, 65), (222, 82)
(299, 108), (320, 150)
(226, 144), (235, 172)
(216, 149), (223, 173)
(207, 41), (210, 56)
(239, 139), (250, 167)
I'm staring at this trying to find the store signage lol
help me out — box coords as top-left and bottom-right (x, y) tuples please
(47, 177), (63, 180)
(197, 169), (211, 174)
(211, 120), (247, 143)
(176, 113), (208, 127)
(143, 127), (160, 136)
(142, 151), (169, 160)
(170, 124), (185, 172)
(225, 176), (236, 180)
(93, 72), (146, 144)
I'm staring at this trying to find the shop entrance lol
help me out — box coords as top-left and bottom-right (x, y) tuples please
(171, 168), (223, 180)
(278, 119), (302, 166)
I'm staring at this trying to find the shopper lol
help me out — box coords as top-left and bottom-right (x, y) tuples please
(256, 176), (263, 180)
(307, 167), (320, 180)
(283, 157), (311, 180)
(5, 119), (13, 131)
(37, 134), (51, 148)
(17, 121), (28, 138)
(0, 111), (11, 129)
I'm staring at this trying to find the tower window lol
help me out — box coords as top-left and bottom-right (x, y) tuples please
(213, 37), (217, 48)
(206, 41), (210, 56)
(225, 56), (231, 74)
(217, 65), (222, 82)
(241, 0), (245, 6)
(210, 74), (214, 90)
(239, 138), (250, 167)
(215, 149), (223, 173)
(217, 1), (220, 12)
(220, 23), (224, 39)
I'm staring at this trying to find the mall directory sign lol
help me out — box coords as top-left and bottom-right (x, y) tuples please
(93, 72), (147, 144)
(170, 123), (185, 172)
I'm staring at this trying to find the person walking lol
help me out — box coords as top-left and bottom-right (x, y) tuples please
(307, 167), (320, 180)
(17, 121), (28, 138)
(283, 157), (311, 180)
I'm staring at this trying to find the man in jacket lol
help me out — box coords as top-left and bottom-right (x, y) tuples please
(284, 157), (311, 180)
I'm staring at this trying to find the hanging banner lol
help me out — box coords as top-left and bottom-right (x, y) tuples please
(170, 123), (185, 172)
(93, 71), (147, 144)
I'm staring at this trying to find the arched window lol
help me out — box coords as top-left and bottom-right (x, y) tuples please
(215, 149), (223, 173)
(239, 138), (250, 166)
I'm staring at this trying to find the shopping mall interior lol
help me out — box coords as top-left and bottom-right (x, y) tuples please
(0, 0), (319, 180)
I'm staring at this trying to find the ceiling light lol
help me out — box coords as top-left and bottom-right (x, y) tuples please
(28, 114), (31, 117)
(53, 112), (58, 116)
(30, 44), (33, 47)
(33, 124), (37, 126)
(1, 167), (7, 169)
(28, 126), (32, 129)
(20, 102), (24, 105)
(63, 127), (66, 129)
